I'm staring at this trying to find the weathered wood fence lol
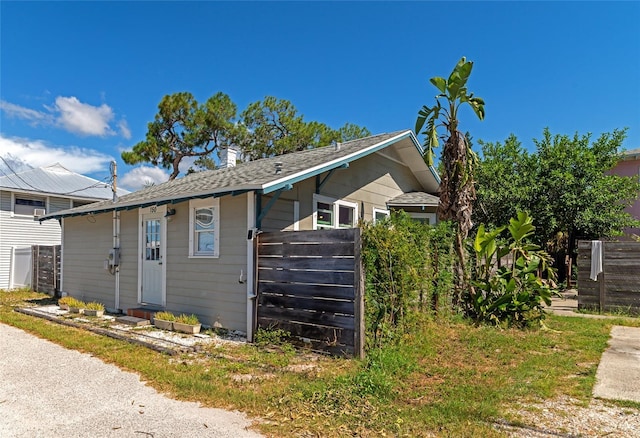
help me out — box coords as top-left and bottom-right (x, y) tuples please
(577, 240), (640, 312)
(32, 245), (61, 296)
(256, 228), (364, 358)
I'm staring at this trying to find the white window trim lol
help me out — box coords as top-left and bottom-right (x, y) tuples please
(312, 194), (358, 230)
(11, 192), (48, 218)
(372, 207), (390, 224)
(189, 197), (220, 258)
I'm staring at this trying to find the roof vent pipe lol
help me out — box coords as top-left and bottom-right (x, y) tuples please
(274, 162), (283, 174)
(334, 141), (341, 151)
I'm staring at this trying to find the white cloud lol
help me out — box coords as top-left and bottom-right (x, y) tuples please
(118, 118), (132, 140)
(119, 165), (169, 191)
(53, 96), (115, 137)
(0, 134), (114, 174)
(0, 100), (53, 125)
(0, 96), (129, 138)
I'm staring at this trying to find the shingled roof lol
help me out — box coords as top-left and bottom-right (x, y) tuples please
(40, 130), (439, 221)
(387, 192), (440, 207)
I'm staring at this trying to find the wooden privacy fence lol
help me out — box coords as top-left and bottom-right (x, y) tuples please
(577, 240), (640, 312)
(32, 245), (61, 296)
(256, 228), (364, 358)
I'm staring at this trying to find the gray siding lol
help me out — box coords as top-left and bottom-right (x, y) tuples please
(261, 196), (295, 232)
(294, 153), (423, 230)
(61, 214), (115, 305)
(60, 194), (250, 332)
(164, 195), (248, 331)
(116, 209), (139, 312)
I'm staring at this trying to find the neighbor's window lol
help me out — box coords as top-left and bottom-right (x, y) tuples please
(14, 196), (46, 216)
(189, 198), (219, 257)
(408, 212), (437, 225)
(313, 194), (358, 230)
(373, 207), (390, 224)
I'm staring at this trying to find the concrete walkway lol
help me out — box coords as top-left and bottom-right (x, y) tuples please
(0, 323), (262, 438)
(548, 291), (640, 403)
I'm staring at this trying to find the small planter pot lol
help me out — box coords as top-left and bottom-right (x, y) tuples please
(154, 319), (174, 331)
(69, 307), (84, 314)
(173, 322), (201, 334)
(84, 309), (104, 317)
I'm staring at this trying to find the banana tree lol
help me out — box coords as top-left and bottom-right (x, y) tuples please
(415, 57), (485, 306)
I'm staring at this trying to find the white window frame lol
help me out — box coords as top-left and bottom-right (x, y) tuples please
(11, 192), (47, 217)
(189, 197), (220, 258)
(312, 194), (358, 230)
(372, 207), (390, 224)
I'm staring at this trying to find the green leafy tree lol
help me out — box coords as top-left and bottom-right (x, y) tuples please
(415, 57), (485, 304)
(239, 96), (369, 160)
(475, 128), (640, 281)
(121, 92), (239, 180)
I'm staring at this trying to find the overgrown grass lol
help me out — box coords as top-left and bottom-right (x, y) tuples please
(2, 289), (638, 437)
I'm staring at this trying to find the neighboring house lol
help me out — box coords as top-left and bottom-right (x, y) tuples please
(611, 148), (640, 236)
(39, 130), (441, 339)
(0, 163), (128, 289)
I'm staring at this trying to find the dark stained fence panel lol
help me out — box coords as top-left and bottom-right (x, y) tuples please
(578, 240), (640, 313)
(256, 228), (364, 358)
(31, 245), (61, 296)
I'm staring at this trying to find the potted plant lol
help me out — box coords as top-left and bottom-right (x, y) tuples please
(153, 311), (176, 331)
(84, 301), (105, 317)
(58, 296), (74, 311)
(174, 313), (201, 334)
(68, 298), (86, 314)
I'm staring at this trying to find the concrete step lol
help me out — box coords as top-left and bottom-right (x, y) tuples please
(115, 315), (150, 327)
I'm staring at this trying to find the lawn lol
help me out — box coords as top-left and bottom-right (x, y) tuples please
(2, 289), (638, 437)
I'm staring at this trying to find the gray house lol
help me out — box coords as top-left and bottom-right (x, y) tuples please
(40, 130), (440, 339)
(0, 163), (127, 290)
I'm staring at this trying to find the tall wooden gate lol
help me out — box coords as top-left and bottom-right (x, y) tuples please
(256, 228), (364, 358)
(32, 245), (61, 296)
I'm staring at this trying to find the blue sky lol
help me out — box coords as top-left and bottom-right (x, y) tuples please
(1, 1), (638, 190)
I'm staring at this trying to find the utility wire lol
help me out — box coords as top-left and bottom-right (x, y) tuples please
(1, 155), (113, 198)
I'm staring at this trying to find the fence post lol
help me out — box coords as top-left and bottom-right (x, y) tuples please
(353, 228), (365, 359)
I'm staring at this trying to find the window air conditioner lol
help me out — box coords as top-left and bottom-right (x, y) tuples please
(33, 208), (46, 217)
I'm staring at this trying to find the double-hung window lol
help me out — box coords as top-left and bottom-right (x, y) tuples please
(313, 194), (358, 230)
(189, 198), (219, 257)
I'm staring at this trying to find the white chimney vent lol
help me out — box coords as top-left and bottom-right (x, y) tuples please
(219, 148), (237, 168)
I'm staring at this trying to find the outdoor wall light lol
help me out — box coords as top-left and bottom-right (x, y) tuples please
(165, 208), (176, 220)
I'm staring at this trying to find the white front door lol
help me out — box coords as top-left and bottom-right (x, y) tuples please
(140, 207), (166, 306)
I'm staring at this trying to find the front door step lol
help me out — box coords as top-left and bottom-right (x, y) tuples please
(115, 315), (150, 327)
(127, 307), (160, 320)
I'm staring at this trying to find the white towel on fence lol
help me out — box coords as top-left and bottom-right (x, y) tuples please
(590, 240), (603, 281)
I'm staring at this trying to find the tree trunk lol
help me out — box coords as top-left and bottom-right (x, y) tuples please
(438, 131), (476, 306)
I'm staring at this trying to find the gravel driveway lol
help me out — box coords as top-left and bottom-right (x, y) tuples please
(0, 323), (262, 438)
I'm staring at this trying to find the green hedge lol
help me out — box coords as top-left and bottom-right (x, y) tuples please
(361, 212), (455, 347)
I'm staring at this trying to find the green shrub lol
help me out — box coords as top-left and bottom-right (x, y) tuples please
(254, 327), (291, 346)
(361, 212), (455, 347)
(154, 311), (176, 321)
(470, 212), (558, 327)
(175, 313), (200, 325)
